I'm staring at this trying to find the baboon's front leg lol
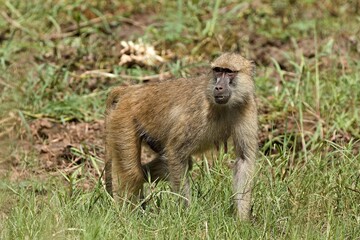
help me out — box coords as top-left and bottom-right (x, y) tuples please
(232, 105), (258, 220)
(167, 150), (192, 206)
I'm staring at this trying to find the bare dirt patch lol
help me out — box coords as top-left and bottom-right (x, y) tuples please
(28, 118), (104, 171)
(0, 117), (105, 186)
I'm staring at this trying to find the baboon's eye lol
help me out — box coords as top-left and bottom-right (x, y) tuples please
(213, 67), (234, 73)
(213, 68), (238, 82)
(227, 72), (236, 78)
(223, 68), (234, 73)
(213, 67), (222, 73)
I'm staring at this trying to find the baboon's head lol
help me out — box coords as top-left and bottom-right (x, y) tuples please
(210, 53), (255, 106)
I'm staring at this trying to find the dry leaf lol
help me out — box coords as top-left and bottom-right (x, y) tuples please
(119, 39), (164, 67)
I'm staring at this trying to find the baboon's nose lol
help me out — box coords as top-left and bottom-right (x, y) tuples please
(215, 86), (223, 91)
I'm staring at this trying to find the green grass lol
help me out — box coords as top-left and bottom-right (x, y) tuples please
(1, 142), (359, 239)
(0, 0), (359, 239)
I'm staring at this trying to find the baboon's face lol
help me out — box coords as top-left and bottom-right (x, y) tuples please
(212, 67), (238, 104)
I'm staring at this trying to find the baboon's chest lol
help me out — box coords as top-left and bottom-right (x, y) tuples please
(191, 119), (231, 153)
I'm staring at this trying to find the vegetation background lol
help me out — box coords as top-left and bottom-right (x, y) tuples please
(0, 0), (359, 239)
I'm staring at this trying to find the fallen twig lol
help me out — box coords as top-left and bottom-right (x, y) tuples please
(77, 69), (172, 81)
(0, 78), (14, 89)
(0, 125), (15, 139)
(0, 11), (36, 37)
(0, 116), (16, 125)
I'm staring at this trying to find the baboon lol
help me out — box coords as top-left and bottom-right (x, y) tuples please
(105, 53), (258, 220)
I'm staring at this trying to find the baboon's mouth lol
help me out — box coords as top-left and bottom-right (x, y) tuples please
(214, 95), (230, 104)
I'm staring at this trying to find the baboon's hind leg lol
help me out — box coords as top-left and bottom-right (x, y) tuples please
(111, 136), (145, 204)
(104, 149), (113, 196)
(142, 155), (169, 182)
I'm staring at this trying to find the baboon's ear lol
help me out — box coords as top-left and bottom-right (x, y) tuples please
(249, 60), (256, 77)
(241, 60), (255, 78)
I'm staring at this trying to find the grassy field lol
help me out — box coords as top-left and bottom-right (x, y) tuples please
(0, 0), (359, 239)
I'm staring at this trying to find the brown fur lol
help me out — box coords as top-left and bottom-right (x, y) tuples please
(105, 53), (258, 220)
